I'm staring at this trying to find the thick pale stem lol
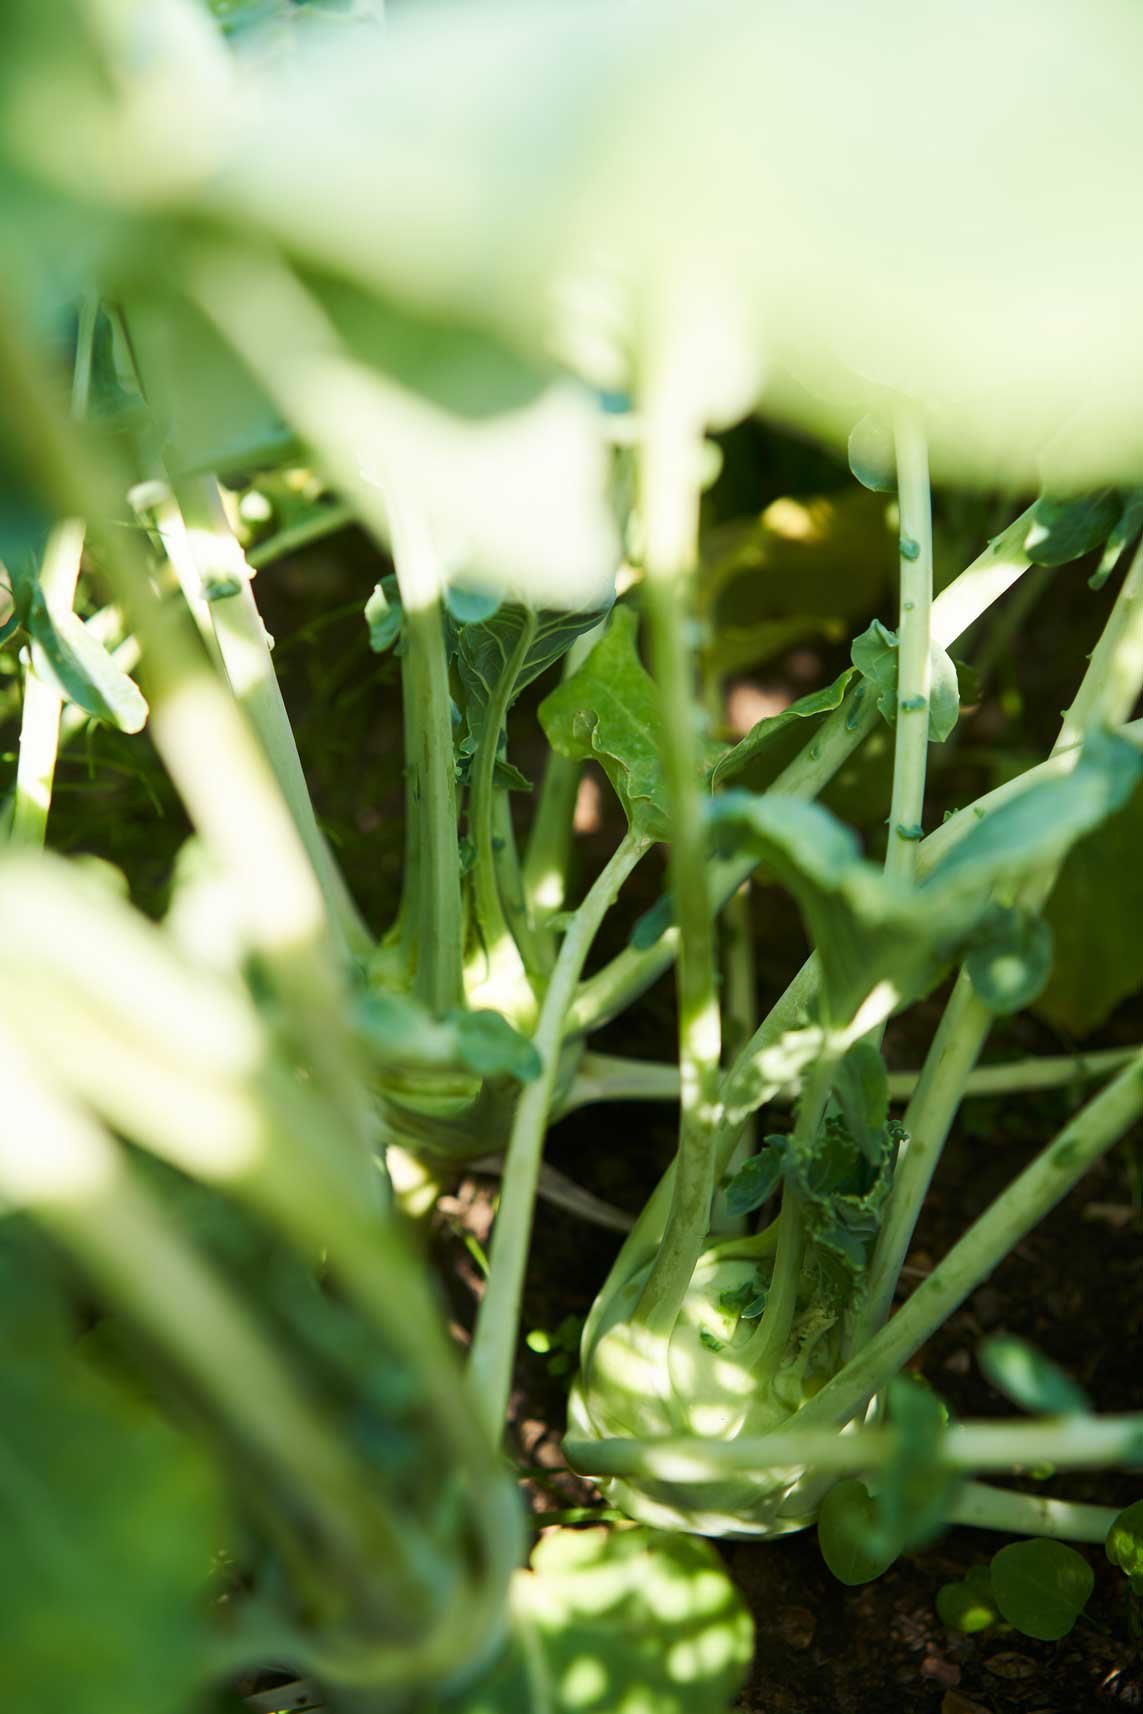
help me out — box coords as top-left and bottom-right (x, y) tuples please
(794, 1051), (1143, 1434)
(559, 1043), (1142, 1115)
(390, 506), (465, 1015)
(468, 613), (536, 1004)
(523, 619), (607, 952)
(947, 1483), (1117, 1544)
(885, 408), (934, 879)
(1059, 535), (1143, 745)
(468, 831), (648, 1438)
(632, 409), (722, 1339)
(851, 971), (991, 1352)
(566, 1415), (1143, 1484)
(491, 786), (547, 976)
(741, 1053), (833, 1369)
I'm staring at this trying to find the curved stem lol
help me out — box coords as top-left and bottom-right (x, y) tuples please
(468, 613), (537, 1004)
(849, 971), (991, 1354)
(247, 500), (353, 569)
(885, 407), (933, 878)
(559, 1043), (1143, 1116)
(492, 786), (547, 976)
(390, 506), (465, 1014)
(741, 1052), (832, 1369)
(558, 1051), (684, 1115)
(631, 405), (722, 1340)
(522, 618), (607, 957)
(469, 830), (648, 1438)
(743, 1189), (803, 1372)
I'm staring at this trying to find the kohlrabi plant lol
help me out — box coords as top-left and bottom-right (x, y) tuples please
(6, 0), (1143, 1709)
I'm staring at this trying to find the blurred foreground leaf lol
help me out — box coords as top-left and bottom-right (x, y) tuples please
(434, 1525), (753, 1714)
(0, 1348), (225, 1714)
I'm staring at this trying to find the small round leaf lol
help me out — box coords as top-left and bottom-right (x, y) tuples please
(1106, 1498), (1143, 1583)
(978, 1335), (1090, 1416)
(817, 1479), (899, 1586)
(936, 1566), (1000, 1635)
(990, 1539), (1093, 1641)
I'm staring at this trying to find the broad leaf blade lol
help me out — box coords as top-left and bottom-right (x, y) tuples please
(990, 1539), (1093, 1641)
(851, 619), (961, 742)
(0, 1350), (224, 1714)
(710, 668), (856, 789)
(456, 601), (609, 744)
(818, 1480), (899, 1586)
(1034, 774), (1143, 1036)
(539, 605), (668, 839)
(28, 601), (149, 733)
(978, 1335), (1090, 1416)
(1023, 492), (1121, 568)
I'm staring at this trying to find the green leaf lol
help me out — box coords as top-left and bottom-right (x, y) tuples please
(875, 1377), (958, 1554)
(1023, 491), (1121, 568)
(723, 1147), (784, 1216)
(831, 1039), (890, 1165)
(710, 667), (857, 790)
(628, 892), (674, 951)
(850, 619), (960, 742)
(818, 1480), (899, 1586)
(0, 435), (54, 574)
(1034, 772), (1143, 1036)
(128, 265), (618, 609)
(0, 1351), (224, 1714)
(28, 598), (148, 733)
(1090, 489), (1143, 589)
(355, 991), (540, 1086)
(978, 1335), (1090, 1416)
(936, 1565), (1000, 1634)
(848, 414), (896, 492)
(1106, 1498), (1143, 1586)
(989, 1539), (1093, 1641)
(700, 490), (896, 678)
(707, 793), (951, 1027)
(539, 606), (669, 839)
(452, 1009), (541, 1083)
(456, 601), (609, 744)
(435, 1526), (753, 1714)
(930, 730), (1143, 903)
(365, 577), (403, 652)
(965, 906), (1054, 1015)
(712, 733), (1142, 1030)
(0, 1219), (77, 1360)
(445, 583), (502, 625)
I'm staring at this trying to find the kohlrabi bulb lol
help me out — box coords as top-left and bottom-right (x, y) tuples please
(567, 1235), (846, 1538)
